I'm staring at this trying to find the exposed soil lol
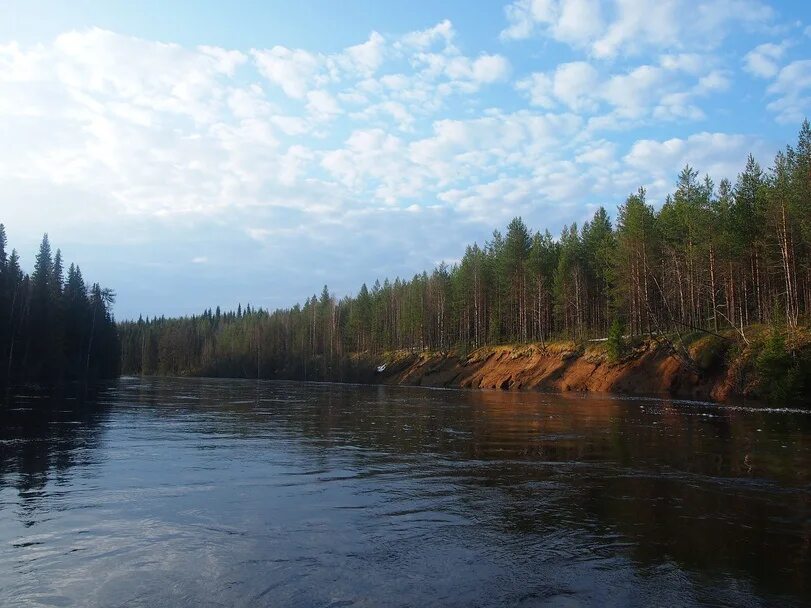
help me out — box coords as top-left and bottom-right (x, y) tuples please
(364, 339), (752, 402)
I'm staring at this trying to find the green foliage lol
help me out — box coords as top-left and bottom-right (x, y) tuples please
(612, 188), (657, 336)
(606, 318), (625, 363)
(757, 330), (793, 402)
(755, 325), (809, 404)
(689, 335), (730, 372)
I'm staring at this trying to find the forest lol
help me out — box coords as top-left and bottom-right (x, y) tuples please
(0, 229), (119, 388)
(119, 121), (811, 382)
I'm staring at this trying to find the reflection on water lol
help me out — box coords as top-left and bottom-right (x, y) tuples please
(1, 378), (809, 607)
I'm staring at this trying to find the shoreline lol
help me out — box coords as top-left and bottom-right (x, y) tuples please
(115, 327), (811, 406)
(346, 331), (810, 405)
(369, 341), (738, 402)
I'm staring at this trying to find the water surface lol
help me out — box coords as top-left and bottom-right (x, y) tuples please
(1, 378), (809, 607)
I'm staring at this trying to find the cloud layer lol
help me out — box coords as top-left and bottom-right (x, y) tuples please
(0, 1), (807, 317)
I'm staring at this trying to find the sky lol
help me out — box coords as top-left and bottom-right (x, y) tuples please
(1, 0), (810, 319)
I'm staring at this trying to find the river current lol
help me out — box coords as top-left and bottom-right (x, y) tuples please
(1, 377), (809, 607)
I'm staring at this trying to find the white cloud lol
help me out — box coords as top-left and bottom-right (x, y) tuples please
(695, 70), (731, 93)
(306, 89), (342, 120)
(659, 53), (705, 74)
(341, 31), (386, 75)
(251, 21), (508, 121)
(322, 128), (406, 192)
(398, 19), (455, 49)
(246, 228), (272, 241)
(553, 62), (601, 111)
(0, 28), (247, 127)
(251, 31), (386, 100)
(473, 54), (512, 83)
(556, 0), (605, 46)
(252, 46), (321, 99)
(623, 131), (771, 199)
(444, 53), (511, 84)
(0, 13), (798, 319)
(501, 0), (605, 45)
(767, 59), (811, 124)
(0, 29), (340, 220)
(277, 145), (315, 186)
(0, 21), (521, 225)
(319, 110), (586, 211)
(744, 42), (788, 78)
(603, 64), (664, 116)
(349, 100), (415, 131)
(436, 159), (596, 226)
(515, 72), (555, 108)
(576, 140), (617, 165)
(516, 55), (724, 124)
(502, 0), (773, 58)
(227, 85), (276, 119)
(500, 0), (534, 40)
(653, 92), (704, 121)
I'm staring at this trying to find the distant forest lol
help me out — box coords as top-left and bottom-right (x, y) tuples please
(120, 122), (811, 380)
(0, 229), (119, 387)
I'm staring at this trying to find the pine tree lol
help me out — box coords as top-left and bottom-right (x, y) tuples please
(0, 229), (118, 388)
(0, 224), (7, 271)
(581, 207), (615, 333)
(504, 217), (532, 341)
(614, 188), (656, 336)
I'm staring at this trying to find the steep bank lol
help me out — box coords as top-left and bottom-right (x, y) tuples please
(363, 331), (811, 404)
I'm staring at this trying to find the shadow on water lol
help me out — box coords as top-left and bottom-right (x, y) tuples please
(0, 387), (113, 525)
(1, 377), (809, 607)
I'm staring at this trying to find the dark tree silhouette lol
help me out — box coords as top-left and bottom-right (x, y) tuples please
(0, 231), (119, 388)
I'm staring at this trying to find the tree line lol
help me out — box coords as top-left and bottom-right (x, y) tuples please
(120, 122), (811, 380)
(0, 229), (119, 388)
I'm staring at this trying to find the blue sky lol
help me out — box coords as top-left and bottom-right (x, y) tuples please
(1, 0), (810, 319)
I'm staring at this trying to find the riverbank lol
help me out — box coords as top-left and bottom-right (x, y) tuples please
(361, 327), (811, 404)
(121, 325), (811, 405)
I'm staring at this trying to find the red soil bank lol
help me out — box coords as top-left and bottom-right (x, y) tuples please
(374, 341), (747, 402)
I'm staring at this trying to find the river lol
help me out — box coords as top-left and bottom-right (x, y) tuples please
(1, 377), (809, 607)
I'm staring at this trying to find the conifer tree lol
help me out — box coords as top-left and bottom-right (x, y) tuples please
(0, 230), (118, 388)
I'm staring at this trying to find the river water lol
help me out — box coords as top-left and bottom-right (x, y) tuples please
(0, 377), (809, 607)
